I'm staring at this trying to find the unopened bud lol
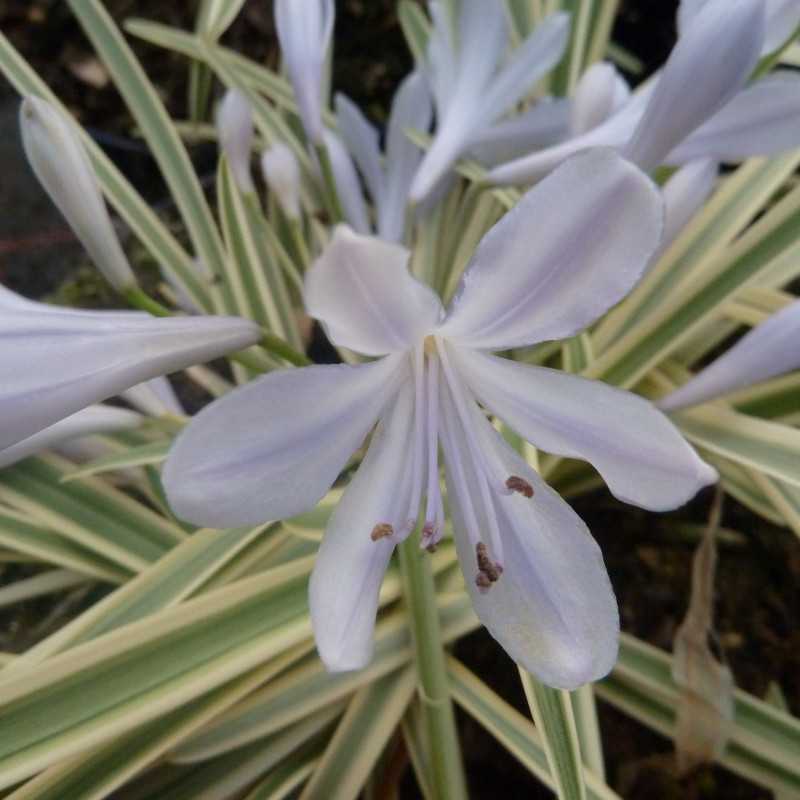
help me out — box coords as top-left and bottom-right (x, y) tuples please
(20, 96), (137, 292)
(261, 142), (301, 220)
(217, 89), (255, 194)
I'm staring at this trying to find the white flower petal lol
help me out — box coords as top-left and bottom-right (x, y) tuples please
(469, 99), (570, 167)
(0, 405), (142, 469)
(323, 131), (371, 235)
(483, 13), (570, 121)
(487, 90), (648, 184)
(381, 72), (432, 243)
(335, 93), (385, 210)
(570, 62), (626, 136)
(763, 0), (800, 52)
(661, 158), (718, 251)
(409, 0), (507, 203)
(454, 347), (717, 511)
(439, 383), (619, 688)
(20, 97), (136, 292)
(0, 311), (259, 452)
(122, 377), (183, 417)
(625, 0), (766, 172)
(217, 89), (255, 194)
(667, 73), (800, 164)
(440, 149), (663, 350)
(660, 299), (800, 410)
(274, 0), (335, 144)
(309, 384), (414, 671)
(260, 142), (302, 220)
(305, 226), (444, 356)
(163, 355), (407, 528)
(678, 0), (799, 54)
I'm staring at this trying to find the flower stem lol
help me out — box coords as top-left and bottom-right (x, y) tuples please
(259, 329), (312, 367)
(123, 287), (171, 317)
(397, 538), (468, 800)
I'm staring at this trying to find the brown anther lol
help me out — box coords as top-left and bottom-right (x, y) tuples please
(370, 523), (394, 542)
(475, 571), (492, 593)
(476, 542), (502, 582)
(506, 476), (534, 498)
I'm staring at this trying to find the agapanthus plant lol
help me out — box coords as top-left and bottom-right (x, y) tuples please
(164, 149), (715, 688)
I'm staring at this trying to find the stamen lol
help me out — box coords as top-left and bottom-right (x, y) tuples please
(435, 339), (512, 498)
(437, 339), (505, 565)
(422, 353), (443, 544)
(475, 571), (492, 594)
(476, 542), (503, 582)
(403, 343), (427, 534)
(506, 476), (534, 498)
(370, 523), (394, 541)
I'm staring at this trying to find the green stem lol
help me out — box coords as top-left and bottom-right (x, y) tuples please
(397, 538), (468, 800)
(315, 143), (346, 223)
(125, 288), (308, 369)
(259, 330), (312, 367)
(124, 287), (172, 317)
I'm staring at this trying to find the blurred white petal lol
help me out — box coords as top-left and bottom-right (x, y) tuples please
(381, 72), (432, 242)
(323, 131), (371, 235)
(660, 299), (800, 410)
(0, 405), (142, 469)
(335, 93), (385, 211)
(20, 97), (136, 292)
(625, 0), (765, 172)
(454, 347), (717, 511)
(0, 310), (258, 451)
(668, 72), (800, 164)
(122, 377), (183, 417)
(309, 384), (414, 670)
(483, 13), (569, 120)
(305, 226), (443, 356)
(440, 149), (663, 350)
(163, 355), (407, 528)
(661, 159), (718, 251)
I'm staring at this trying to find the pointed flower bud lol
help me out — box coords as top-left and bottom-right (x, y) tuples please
(260, 142), (301, 220)
(274, 0), (335, 145)
(20, 96), (137, 293)
(217, 89), (255, 194)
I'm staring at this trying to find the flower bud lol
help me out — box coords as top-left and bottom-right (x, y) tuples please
(274, 0), (335, 145)
(217, 89), (255, 194)
(19, 96), (137, 292)
(260, 142), (302, 220)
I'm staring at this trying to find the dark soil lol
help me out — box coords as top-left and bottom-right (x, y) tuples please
(0, 2), (797, 798)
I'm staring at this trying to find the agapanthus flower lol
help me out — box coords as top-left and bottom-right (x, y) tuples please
(164, 149), (716, 689)
(261, 142), (302, 221)
(408, 1), (569, 203)
(0, 285), (260, 457)
(335, 72), (432, 242)
(274, 0), (335, 146)
(489, 0), (800, 184)
(660, 298), (800, 411)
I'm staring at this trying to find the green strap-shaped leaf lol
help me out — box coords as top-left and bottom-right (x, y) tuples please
(300, 668), (416, 800)
(519, 671), (588, 800)
(67, 1), (230, 313)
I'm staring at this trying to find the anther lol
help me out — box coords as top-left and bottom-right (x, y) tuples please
(476, 542), (503, 582)
(506, 475), (534, 498)
(370, 523), (394, 542)
(475, 571), (492, 594)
